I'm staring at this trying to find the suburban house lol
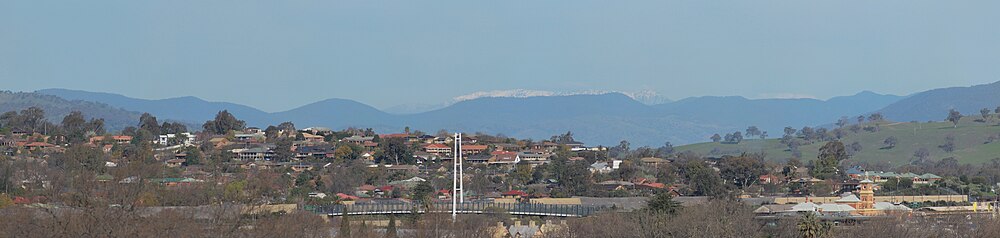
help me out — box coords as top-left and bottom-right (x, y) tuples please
(412, 151), (442, 163)
(208, 137), (231, 148)
(89, 135), (133, 145)
(590, 160), (622, 174)
(231, 147), (275, 161)
(294, 145), (333, 160)
(300, 127), (332, 135)
(300, 133), (324, 143)
(431, 136), (453, 144)
(466, 154), (491, 164)
(640, 157), (669, 167)
(234, 133), (264, 142)
(493, 143), (521, 152)
(23, 142), (57, 151)
(424, 143), (452, 154)
(156, 133), (196, 146)
(460, 144), (488, 155)
(488, 151), (520, 167)
(245, 127), (263, 134)
(759, 174), (781, 184)
(342, 135), (375, 144)
(362, 141), (379, 150)
(518, 150), (552, 165)
(165, 159), (186, 168)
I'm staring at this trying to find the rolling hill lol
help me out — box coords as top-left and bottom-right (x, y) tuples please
(878, 81), (1000, 122)
(675, 117), (1000, 165)
(0, 91), (142, 131)
(272, 98), (399, 130)
(36, 88), (271, 126)
(653, 91), (905, 141)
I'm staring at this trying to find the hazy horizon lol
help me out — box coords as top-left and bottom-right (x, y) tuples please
(4, 1), (1000, 111)
(27, 85), (923, 114)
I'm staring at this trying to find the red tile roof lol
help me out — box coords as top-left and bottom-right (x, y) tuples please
(461, 145), (488, 150)
(336, 193), (360, 201)
(640, 182), (666, 189)
(24, 142), (55, 147)
(425, 144), (450, 149)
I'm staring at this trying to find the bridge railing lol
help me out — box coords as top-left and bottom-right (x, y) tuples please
(306, 201), (606, 217)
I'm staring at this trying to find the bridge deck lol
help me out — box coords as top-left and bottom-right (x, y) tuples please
(306, 202), (606, 217)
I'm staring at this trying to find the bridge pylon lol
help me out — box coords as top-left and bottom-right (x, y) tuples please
(452, 133), (464, 220)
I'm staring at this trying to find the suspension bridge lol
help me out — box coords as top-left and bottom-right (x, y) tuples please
(306, 202), (607, 217)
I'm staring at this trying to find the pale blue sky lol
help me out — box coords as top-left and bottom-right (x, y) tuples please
(3, 1), (999, 112)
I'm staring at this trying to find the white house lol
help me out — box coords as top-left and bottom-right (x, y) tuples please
(157, 133), (196, 146)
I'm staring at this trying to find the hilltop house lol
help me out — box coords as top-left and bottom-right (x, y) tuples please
(300, 133), (325, 142)
(424, 144), (451, 154)
(640, 157), (669, 167)
(209, 137), (231, 148)
(460, 144), (488, 155)
(518, 150), (552, 166)
(165, 159), (186, 168)
(466, 154), (491, 164)
(590, 160), (622, 174)
(89, 135), (133, 145)
(493, 143), (521, 152)
(343, 135), (375, 144)
(23, 142), (57, 151)
(231, 147), (275, 161)
(294, 144), (333, 160)
(234, 133), (265, 143)
(156, 133), (196, 146)
(488, 151), (520, 167)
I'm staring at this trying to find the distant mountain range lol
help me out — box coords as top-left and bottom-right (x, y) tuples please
(22, 88), (900, 146)
(18, 81), (999, 146)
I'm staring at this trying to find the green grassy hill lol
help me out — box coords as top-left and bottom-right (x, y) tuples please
(676, 118), (1000, 165)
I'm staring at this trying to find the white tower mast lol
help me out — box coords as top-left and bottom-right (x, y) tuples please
(458, 134), (465, 204)
(452, 133), (463, 219)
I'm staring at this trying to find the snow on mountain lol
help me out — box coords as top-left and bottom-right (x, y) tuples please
(452, 89), (671, 105)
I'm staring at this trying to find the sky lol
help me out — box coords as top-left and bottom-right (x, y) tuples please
(3, 1), (1000, 112)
